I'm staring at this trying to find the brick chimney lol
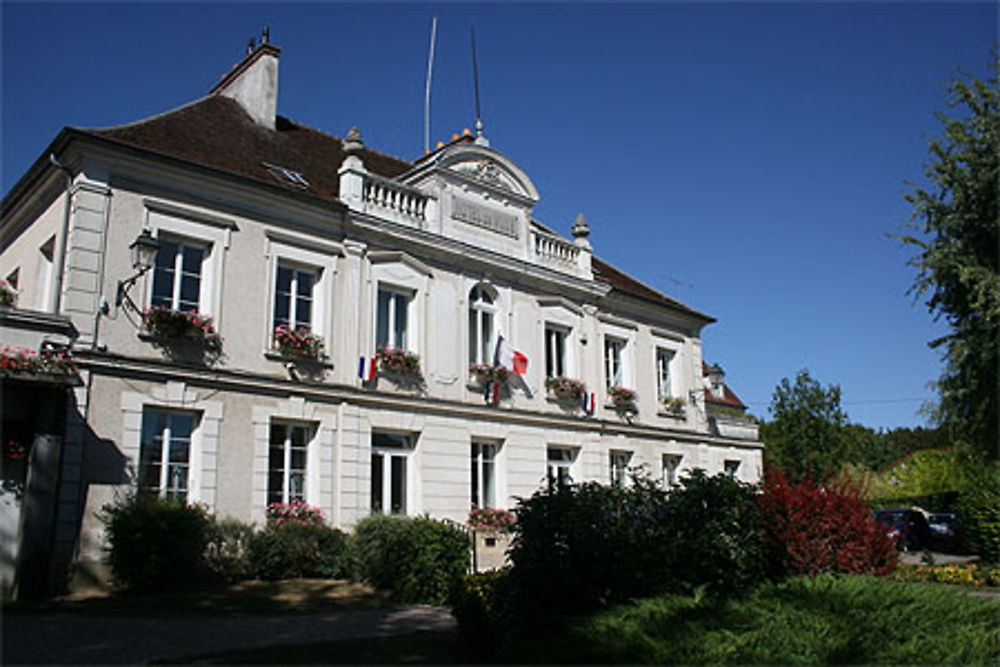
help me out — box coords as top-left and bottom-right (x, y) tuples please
(210, 33), (280, 130)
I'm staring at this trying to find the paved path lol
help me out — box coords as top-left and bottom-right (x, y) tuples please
(2, 605), (457, 664)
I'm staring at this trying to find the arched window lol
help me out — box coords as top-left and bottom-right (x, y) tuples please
(468, 285), (496, 365)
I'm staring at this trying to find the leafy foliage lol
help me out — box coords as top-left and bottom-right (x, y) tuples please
(760, 369), (848, 481)
(203, 518), (255, 583)
(350, 515), (469, 605)
(867, 448), (966, 503)
(248, 522), (349, 580)
(759, 469), (896, 577)
(451, 569), (514, 661)
(100, 494), (212, 592)
(899, 61), (999, 459)
(955, 462), (1000, 562)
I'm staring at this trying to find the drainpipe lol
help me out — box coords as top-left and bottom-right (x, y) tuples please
(48, 154), (73, 316)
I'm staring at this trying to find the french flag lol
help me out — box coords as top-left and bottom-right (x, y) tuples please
(483, 381), (500, 405)
(358, 356), (377, 382)
(494, 335), (528, 374)
(582, 391), (596, 415)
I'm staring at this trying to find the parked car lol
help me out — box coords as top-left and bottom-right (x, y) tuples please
(875, 509), (932, 552)
(927, 512), (962, 553)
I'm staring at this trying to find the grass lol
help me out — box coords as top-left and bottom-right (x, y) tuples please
(501, 575), (1000, 664)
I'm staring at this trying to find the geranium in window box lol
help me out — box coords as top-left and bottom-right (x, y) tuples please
(469, 363), (510, 386)
(376, 346), (421, 378)
(141, 307), (221, 350)
(661, 396), (686, 416)
(0, 346), (77, 377)
(609, 386), (638, 414)
(0, 280), (16, 308)
(266, 499), (326, 527)
(545, 376), (586, 402)
(272, 325), (324, 360)
(468, 506), (516, 532)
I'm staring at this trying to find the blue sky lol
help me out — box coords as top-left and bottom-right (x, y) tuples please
(3, 2), (996, 429)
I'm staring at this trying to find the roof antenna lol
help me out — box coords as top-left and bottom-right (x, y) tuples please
(247, 36), (256, 55)
(261, 25), (270, 45)
(423, 17), (437, 154)
(470, 27), (488, 147)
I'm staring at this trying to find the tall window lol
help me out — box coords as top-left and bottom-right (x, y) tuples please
(604, 337), (625, 389)
(139, 410), (195, 500)
(471, 442), (498, 507)
(610, 451), (631, 488)
(547, 447), (575, 489)
(544, 325), (568, 377)
(376, 287), (409, 349)
(656, 348), (675, 400)
(663, 454), (682, 488)
(268, 422), (311, 505)
(274, 265), (316, 331)
(724, 459), (741, 478)
(468, 286), (496, 364)
(371, 432), (412, 515)
(152, 237), (205, 312)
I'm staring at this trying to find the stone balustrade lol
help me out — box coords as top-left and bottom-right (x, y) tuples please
(363, 174), (428, 224)
(531, 228), (581, 270)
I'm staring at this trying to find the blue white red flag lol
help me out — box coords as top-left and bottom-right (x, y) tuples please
(358, 356), (377, 382)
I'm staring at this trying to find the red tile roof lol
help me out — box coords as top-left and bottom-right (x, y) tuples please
(592, 256), (714, 323)
(704, 386), (748, 411)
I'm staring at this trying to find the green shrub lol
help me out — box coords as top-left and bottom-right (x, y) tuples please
(956, 462), (1000, 562)
(100, 493), (212, 592)
(450, 569), (513, 660)
(204, 518), (255, 583)
(350, 515), (469, 605)
(248, 522), (349, 580)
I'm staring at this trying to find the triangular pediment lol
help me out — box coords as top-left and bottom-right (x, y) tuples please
(405, 143), (540, 206)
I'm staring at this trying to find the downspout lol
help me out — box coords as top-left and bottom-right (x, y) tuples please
(48, 154), (73, 315)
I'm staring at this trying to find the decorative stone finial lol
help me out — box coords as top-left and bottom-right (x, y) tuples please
(343, 126), (364, 155)
(262, 26), (270, 44)
(247, 37), (256, 55)
(571, 213), (590, 240)
(474, 118), (490, 147)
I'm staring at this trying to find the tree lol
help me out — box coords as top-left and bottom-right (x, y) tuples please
(899, 60), (999, 460)
(760, 369), (848, 481)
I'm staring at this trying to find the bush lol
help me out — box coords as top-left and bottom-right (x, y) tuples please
(956, 462), (1000, 562)
(350, 515), (469, 605)
(248, 522), (349, 580)
(450, 569), (513, 661)
(759, 468), (896, 577)
(204, 518), (255, 583)
(100, 493), (212, 592)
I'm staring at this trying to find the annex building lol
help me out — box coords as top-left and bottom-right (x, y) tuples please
(0, 38), (760, 597)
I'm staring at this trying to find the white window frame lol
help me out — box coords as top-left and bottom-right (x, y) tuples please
(610, 450), (632, 488)
(724, 459), (741, 479)
(138, 408), (197, 501)
(663, 453), (683, 488)
(468, 285), (498, 365)
(599, 320), (635, 392)
(656, 347), (676, 400)
(274, 264), (317, 331)
(547, 446), (576, 489)
(265, 232), (339, 355)
(371, 431), (414, 515)
(471, 441), (501, 508)
(604, 336), (626, 389)
(544, 324), (569, 378)
(376, 285), (413, 350)
(150, 236), (207, 313)
(267, 421), (315, 505)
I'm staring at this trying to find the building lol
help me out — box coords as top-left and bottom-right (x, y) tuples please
(0, 37), (760, 597)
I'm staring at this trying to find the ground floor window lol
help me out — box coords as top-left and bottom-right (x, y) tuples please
(268, 422), (311, 505)
(724, 459), (741, 478)
(610, 450), (631, 488)
(471, 441), (499, 507)
(663, 453), (683, 488)
(371, 432), (413, 515)
(547, 447), (575, 489)
(139, 409), (196, 500)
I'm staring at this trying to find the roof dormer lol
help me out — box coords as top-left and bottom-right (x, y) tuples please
(209, 31), (280, 130)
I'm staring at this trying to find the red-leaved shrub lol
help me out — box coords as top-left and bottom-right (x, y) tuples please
(759, 468), (896, 577)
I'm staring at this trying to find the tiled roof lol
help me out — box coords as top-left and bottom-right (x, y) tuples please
(704, 386), (748, 410)
(592, 256), (714, 323)
(84, 96), (412, 200)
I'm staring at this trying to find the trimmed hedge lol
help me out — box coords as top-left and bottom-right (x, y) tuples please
(248, 522), (349, 580)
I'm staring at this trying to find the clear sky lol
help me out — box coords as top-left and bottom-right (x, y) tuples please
(3, 2), (996, 429)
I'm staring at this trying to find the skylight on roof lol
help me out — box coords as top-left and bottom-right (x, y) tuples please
(263, 162), (309, 187)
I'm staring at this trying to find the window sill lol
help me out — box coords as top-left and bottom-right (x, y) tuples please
(264, 351), (333, 368)
(657, 410), (686, 419)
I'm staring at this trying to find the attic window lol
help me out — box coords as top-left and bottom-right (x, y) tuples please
(263, 163), (309, 188)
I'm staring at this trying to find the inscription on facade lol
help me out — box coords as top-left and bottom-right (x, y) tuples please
(451, 196), (519, 239)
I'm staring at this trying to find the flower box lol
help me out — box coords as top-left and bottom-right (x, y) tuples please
(468, 506), (516, 532)
(0, 346), (76, 377)
(272, 325), (324, 360)
(545, 376), (586, 402)
(609, 386), (638, 414)
(661, 396), (686, 416)
(469, 364), (510, 386)
(376, 346), (421, 378)
(141, 307), (221, 350)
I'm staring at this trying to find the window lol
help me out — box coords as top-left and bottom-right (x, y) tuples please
(663, 454), (683, 488)
(656, 348), (675, 400)
(610, 451), (631, 488)
(152, 237), (205, 312)
(471, 441), (499, 508)
(376, 287), (410, 349)
(724, 459), (741, 478)
(468, 286), (496, 365)
(274, 264), (316, 331)
(268, 422), (311, 505)
(371, 432), (413, 515)
(547, 447), (575, 489)
(605, 337), (625, 389)
(263, 162), (310, 188)
(544, 325), (568, 378)
(139, 410), (195, 500)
